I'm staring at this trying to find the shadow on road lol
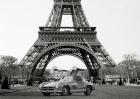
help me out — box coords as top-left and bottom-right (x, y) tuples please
(0, 86), (96, 97)
(0, 86), (37, 95)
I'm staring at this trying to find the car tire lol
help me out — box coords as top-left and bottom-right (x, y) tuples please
(61, 86), (70, 96)
(84, 86), (92, 96)
(42, 92), (51, 96)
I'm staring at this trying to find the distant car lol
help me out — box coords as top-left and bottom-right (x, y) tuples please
(137, 80), (140, 84)
(39, 76), (95, 96)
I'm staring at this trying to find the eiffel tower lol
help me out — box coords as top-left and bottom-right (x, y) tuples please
(19, 0), (116, 85)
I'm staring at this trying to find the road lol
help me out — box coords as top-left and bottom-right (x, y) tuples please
(0, 85), (140, 99)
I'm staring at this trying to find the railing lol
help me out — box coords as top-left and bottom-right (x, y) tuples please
(54, 0), (81, 3)
(39, 27), (96, 32)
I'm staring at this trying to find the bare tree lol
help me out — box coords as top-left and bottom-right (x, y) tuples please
(1, 56), (17, 67)
(120, 53), (139, 83)
(0, 56), (19, 77)
(0, 56), (19, 89)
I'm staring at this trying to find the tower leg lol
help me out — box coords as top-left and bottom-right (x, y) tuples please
(27, 52), (52, 86)
(80, 51), (92, 81)
(27, 76), (34, 86)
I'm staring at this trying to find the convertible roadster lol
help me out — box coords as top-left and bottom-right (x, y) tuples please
(39, 76), (95, 96)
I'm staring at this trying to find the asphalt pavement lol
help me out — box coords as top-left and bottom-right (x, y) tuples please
(0, 85), (140, 99)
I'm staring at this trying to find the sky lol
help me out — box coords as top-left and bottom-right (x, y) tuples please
(0, 0), (140, 69)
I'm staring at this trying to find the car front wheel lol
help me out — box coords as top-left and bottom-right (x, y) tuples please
(84, 86), (92, 96)
(61, 86), (70, 96)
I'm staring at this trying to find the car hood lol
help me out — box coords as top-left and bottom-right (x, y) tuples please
(44, 82), (58, 87)
(39, 81), (59, 88)
(40, 80), (70, 88)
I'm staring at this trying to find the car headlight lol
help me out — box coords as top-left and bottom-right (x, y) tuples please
(56, 84), (61, 88)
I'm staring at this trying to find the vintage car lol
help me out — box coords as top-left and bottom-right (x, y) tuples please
(39, 76), (95, 96)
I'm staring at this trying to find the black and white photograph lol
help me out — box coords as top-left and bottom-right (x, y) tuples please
(0, 0), (140, 99)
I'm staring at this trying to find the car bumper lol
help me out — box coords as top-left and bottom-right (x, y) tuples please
(40, 87), (63, 93)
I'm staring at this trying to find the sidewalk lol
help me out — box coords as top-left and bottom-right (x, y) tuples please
(125, 83), (140, 87)
(0, 85), (35, 95)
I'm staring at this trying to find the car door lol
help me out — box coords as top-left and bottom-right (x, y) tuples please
(74, 76), (85, 91)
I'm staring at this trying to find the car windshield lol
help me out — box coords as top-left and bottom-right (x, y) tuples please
(60, 76), (73, 82)
(74, 76), (83, 82)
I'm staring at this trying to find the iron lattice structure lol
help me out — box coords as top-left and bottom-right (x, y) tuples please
(19, 0), (116, 85)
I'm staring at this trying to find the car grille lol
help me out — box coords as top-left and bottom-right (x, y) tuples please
(41, 87), (55, 91)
